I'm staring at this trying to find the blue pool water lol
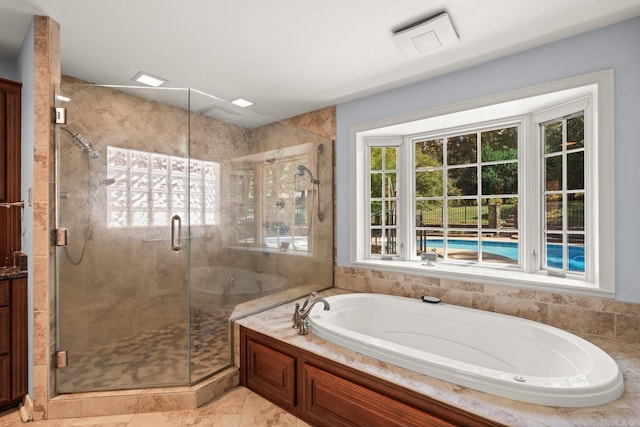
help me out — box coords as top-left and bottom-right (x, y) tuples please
(424, 239), (585, 272)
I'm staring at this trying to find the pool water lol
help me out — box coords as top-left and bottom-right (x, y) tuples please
(424, 239), (585, 272)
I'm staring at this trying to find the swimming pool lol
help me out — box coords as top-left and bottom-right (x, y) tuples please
(424, 239), (585, 272)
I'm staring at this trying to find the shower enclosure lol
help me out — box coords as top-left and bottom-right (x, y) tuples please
(54, 78), (333, 392)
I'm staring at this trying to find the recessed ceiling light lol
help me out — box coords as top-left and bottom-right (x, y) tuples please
(132, 71), (168, 87)
(231, 98), (254, 108)
(56, 95), (70, 102)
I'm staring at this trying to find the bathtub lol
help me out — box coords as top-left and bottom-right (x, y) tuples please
(307, 293), (624, 407)
(190, 266), (288, 296)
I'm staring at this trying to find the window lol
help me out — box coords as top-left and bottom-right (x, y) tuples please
(351, 71), (614, 294)
(106, 146), (219, 227)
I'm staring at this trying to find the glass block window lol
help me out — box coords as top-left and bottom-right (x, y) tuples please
(106, 146), (219, 227)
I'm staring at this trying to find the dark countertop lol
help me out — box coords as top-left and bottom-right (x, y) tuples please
(0, 267), (28, 281)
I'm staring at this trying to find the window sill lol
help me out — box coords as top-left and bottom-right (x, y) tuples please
(350, 259), (615, 299)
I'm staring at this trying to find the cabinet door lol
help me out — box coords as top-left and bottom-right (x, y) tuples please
(246, 338), (296, 410)
(0, 355), (9, 403)
(11, 278), (27, 400)
(303, 363), (455, 427)
(0, 307), (8, 355)
(0, 79), (22, 265)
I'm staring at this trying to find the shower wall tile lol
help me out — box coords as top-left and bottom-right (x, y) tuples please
(31, 15), (60, 420)
(282, 106), (336, 140)
(335, 266), (640, 344)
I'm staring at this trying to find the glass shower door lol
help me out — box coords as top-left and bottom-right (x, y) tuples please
(55, 82), (191, 392)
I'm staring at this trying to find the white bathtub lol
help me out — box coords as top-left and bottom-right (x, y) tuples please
(190, 266), (288, 296)
(307, 293), (624, 407)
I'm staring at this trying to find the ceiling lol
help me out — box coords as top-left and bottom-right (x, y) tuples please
(1, 0), (640, 124)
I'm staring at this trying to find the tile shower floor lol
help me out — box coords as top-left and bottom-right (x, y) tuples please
(0, 387), (311, 426)
(58, 309), (231, 391)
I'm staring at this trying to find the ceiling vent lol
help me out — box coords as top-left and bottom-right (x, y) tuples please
(393, 12), (458, 57)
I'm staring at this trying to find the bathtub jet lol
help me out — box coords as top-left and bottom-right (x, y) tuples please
(306, 293), (624, 408)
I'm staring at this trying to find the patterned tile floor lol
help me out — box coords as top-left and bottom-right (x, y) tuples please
(0, 387), (311, 426)
(58, 309), (232, 392)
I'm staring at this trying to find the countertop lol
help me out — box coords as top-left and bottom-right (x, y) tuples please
(235, 288), (640, 427)
(0, 267), (27, 281)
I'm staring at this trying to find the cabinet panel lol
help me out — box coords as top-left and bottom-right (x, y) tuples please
(0, 307), (8, 355)
(303, 363), (454, 427)
(11, 277), (27, 400)
(0, 356), (9, 403)
(246, 338), (296, 410)
(0, 281), (8, 306)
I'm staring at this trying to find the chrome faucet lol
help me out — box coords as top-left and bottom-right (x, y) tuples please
(292, 292), (330, 335)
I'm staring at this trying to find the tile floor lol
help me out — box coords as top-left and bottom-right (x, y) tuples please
(0, 387), (310, 427)
(58, 309), (232, 392)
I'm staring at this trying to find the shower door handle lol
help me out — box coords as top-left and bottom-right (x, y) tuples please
(171, 214), (182, 251)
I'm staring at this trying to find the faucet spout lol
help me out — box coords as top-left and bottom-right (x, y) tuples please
(299, 298), (330, 320)
(294, 298), (330, 335)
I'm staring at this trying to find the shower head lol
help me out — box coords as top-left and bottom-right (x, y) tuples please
(296, 164), (319, 185)
(60, 127), (102, 159)
(93, 177), (116, 201)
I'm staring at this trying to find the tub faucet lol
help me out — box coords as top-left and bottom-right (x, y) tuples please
(223, 275), (235, 295)
(293, 296), (330, 335)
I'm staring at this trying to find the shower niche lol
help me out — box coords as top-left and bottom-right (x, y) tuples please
(54, 76), (333, 393)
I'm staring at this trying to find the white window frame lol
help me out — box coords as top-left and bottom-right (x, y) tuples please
(349, 70), (615, 297)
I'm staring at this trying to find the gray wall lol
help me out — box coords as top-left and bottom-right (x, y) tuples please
(336, 17), (640, 303)
(0, 58), (17, 81)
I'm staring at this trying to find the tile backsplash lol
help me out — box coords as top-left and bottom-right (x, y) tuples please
(335, 266), (640, 343)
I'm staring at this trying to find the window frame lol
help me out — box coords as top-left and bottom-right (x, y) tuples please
(349, 70), (614, 297)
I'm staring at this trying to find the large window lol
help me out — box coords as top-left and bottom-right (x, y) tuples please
(351, 72), (614, 294)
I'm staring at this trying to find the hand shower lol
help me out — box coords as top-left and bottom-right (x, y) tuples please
(296, 165), (319, 185)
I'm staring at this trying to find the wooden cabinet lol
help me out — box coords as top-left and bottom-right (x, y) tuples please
(245, 338), (296, 410)
(240, 326), (503, 427)
(0, 77), (22, 267)
(0, 277), (28, 410)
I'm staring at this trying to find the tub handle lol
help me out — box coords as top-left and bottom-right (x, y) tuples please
(171, 215), (182, 251)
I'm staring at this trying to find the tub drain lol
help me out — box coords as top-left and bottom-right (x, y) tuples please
(513, 375), (526, 383)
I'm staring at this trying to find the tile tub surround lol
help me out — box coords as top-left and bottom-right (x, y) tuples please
(236, 288), (640, 427)
(335, 267), (640, 343)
